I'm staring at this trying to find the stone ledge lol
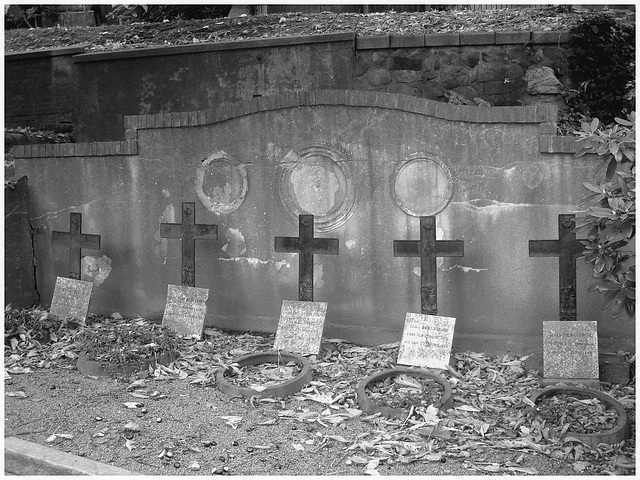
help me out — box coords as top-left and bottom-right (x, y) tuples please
(11, 139), (137, 158)
(390, 35), (425, 48)
(460, 31), (496, 45)
(73, 32), (356, 63)
(356, 35), (390, 49)
(5, 45), (88, 61)
(4, 436), (136, 475)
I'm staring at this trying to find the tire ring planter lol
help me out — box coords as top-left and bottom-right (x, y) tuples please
(216, 351), (311, 398)
(357, 367), (453, 420)
(76, 351), (177, 377)
(528, 386), (631, 448)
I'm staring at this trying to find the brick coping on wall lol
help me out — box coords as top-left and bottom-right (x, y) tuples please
(10, 90), (577, 159)
(5, 29), (572, 64)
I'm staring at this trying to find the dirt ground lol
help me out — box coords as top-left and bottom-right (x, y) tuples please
(5, 363), (587, 476)
(4, 314), (636, 476)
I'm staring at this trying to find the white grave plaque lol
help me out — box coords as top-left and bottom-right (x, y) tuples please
(396, 313), (456, 369)
(543, 321), (599, 381)
(273, 300), (327, 355)
(50, 276), (93, 323)
(162, 284), (209, 337)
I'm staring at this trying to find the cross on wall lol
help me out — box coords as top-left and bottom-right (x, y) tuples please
(274, 214), (339, 302)
(51, 212), (101, 280)
(529, 214), (585, 321)
(393, 216), (464, 315)
(160, 202), (218, 287)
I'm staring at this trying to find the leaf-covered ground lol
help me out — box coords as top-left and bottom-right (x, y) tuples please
(4, 307), (636, 475)
(4, 6), (634, 54)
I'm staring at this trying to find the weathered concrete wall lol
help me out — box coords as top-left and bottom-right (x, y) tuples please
(5, 31), (570, 143)
(72, 34), (356, 142)
(4, 46), (83, 132)
(13, 91), (634, 370)
(5, 176), (39, 308)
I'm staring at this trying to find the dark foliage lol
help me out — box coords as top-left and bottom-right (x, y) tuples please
(106, 5), (232, 24)
(561, 14), (635, 131)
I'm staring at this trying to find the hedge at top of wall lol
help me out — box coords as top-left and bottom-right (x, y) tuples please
(10, 89), (579, 160)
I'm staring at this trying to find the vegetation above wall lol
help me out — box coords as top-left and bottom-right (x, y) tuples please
(4, 6), (632, 53)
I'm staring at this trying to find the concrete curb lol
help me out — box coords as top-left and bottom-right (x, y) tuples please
(4, 436), (138, 476)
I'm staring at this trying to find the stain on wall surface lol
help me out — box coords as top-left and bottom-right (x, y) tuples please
(221, 228), (247, 257)
(81, 255), (112, 285)
(154, 201), (175, 265)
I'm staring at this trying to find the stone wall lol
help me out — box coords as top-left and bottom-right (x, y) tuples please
(4, 46), (83, 133)
(5, 30), (570, 142)
(353, 31), (570, 106)
(5, 176), (39, 308)
(12, 90), (634, 371)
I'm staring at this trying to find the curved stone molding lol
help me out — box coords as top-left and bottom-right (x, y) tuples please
(277, 144), (355, 232)
(195, 151), (248, 214)
(10, 90), (577, 159)
(391, 153), (454, 216)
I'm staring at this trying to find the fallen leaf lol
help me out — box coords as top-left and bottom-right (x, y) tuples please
(130, 392), (149, 399)
(572, 460), (591, 472)
(257, 418), (277, 426)
(220, 416), (243, 429)
(6, 391), (27, 398)
(507, 466), (539, 474)
(457, 405), (481, 412)
(325, 435), (349, 443)
(366, 458), (380, 470)
(125, 439), (136, 452)
(123, 421), (140, 432)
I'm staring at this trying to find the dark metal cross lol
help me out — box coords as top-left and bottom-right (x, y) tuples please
(52, 212), (101, 280)
(274, 214), (339, 302)
(160, 202), (218, 287)
(529, 213), (585, 321)
(394, 216), (464, 315)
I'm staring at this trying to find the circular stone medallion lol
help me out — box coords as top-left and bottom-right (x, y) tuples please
(195, 152), (248, 214)
(278, 145), (355, 232)
(391, 154), (453, 216)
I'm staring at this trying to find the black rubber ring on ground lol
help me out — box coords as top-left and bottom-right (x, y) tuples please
(76, 351), (176, 377)
(216, 351), (311, 398)
(528, 386), (630, 448)
(356, 367), (453, 420)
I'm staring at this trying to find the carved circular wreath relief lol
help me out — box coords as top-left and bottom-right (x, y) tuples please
(391, 154), (454, 216)
(278, 145), (355, 232)
(195, 152), (248, 214)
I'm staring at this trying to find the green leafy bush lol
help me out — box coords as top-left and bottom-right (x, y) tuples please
(560, 13), (635, 132)
(573, 113), (635, 318)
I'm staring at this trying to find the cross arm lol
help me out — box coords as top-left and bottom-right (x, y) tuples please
(160, 223), (184, 239)
(529, 240), (560, 257)
(274, 236), (300, 253)
(312, 238), (339, 255)
(196, 225), (218, 239)
(437, 240), (464, 256)
(393, 240), (420, 257)
(52, 231), (101, 250)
